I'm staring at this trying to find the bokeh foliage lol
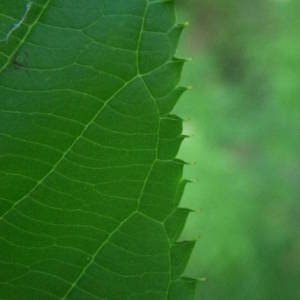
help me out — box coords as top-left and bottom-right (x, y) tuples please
(176, 0), (300, 299)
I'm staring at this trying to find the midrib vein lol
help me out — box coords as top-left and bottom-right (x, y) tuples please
(0, 75), (137, 221)
(61, 3), (153, 298)
(0, 0), (51, 74)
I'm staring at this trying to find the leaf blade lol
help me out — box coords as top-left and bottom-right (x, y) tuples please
(0, 1), (195, 299)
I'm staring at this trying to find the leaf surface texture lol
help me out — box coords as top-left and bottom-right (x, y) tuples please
(0, 0), (195, 299)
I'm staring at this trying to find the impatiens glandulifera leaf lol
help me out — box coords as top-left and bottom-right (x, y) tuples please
(0, 1), (196, 299)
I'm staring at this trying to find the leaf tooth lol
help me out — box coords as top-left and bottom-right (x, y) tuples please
(174, 239), (197, 247)
(177, 21), (190, 28)
(178, 207), (195, 214)
(156, 86), (187, 115)
(173, 56), (192, 63)
(174, 158), (191, 166)
(171, 240), (196, 279)
(181, 276), (202, 283)
(181, 134), (190, 142)
(181, 133), (191, 140)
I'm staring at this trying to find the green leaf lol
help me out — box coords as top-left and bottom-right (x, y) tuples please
(0, 0), (195, 299)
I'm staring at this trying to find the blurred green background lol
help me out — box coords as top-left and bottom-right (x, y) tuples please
(175, 1), (300, 299)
